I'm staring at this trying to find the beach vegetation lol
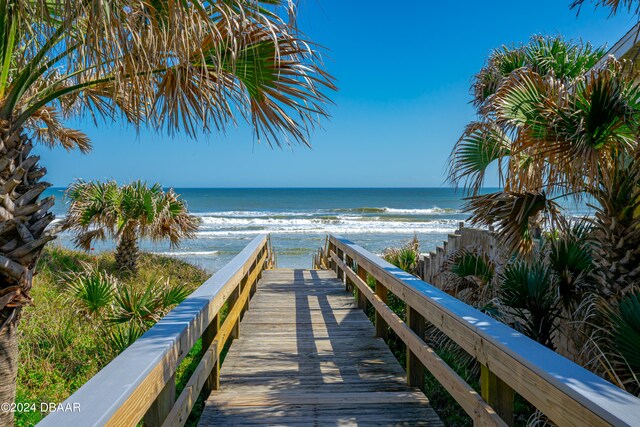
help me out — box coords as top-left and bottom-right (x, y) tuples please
(382, 234), (421, 275)
(15, 245), (209, 425)
(64, 264), (117, 317)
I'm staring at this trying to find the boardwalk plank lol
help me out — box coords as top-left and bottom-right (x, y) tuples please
(199, 269), (442, 426)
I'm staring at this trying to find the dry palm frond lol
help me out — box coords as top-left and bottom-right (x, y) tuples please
(1, 0), (335, 148)
(465, 191), (565, 255)
(26, 106), (91, 152)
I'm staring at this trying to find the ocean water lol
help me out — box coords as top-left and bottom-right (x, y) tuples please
(43, 187), (590, 273)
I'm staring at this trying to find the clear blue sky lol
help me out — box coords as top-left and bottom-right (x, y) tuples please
(37, 1), (636, 188)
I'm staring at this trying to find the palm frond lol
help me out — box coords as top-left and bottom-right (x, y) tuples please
(547, 222), (596, 308)
(499, 259), (561, 348)
(108, 283), (163, 328)
(571, 0), (640, 16)
(63, 263), (117, 316)
(588, 290), (640, 394)
(103, 323), (145, 356)
(449, 251), (495, 285)
(444, 249), (496, 305)
(448, 121), (511, 194)
(465, 191), (565, 255)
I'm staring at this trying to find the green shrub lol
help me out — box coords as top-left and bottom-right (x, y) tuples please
(65, 264), (117, 316)
(382, 235), (421, 275)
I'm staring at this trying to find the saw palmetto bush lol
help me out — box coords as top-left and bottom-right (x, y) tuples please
(64, 268), (191, 355)
(499, 259), (562, 349)
(444, 226), (595, 350)
(63, 180), (199, 273)
(587, 290), (640, 394)
(444, 249), (496, 306)
(108, 276), (190, 328)
(0, 1), (334, 420)
(65, 263), (117, 317)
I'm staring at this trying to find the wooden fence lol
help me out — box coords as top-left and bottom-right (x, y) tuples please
(417, 222), (499, 287)
(323, 234), (640, 427)
(38, 234), (274, 427)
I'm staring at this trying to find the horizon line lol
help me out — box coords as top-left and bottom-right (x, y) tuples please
(48, 186), (501, 190)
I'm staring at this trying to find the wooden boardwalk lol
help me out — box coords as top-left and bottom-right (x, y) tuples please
(42, 235), (640, 427)
(198, 269), (442, 426)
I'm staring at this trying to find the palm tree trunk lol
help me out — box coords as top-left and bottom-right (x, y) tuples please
(0, 308), (20, 426)
(115, 232), (139, 273)
(591, 167), (640, 296)
(0, 123), (55, 425)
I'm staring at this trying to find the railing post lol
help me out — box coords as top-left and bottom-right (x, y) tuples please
(406, 305), (425, 391)
(481, 364), (514, 426)
(228, 280), (241, 339)
(143, 374), (175, 427)
(375, 280), (389, 339)
(243, 262), (254, 313)
(356, 265), (368, 311)
(202, 312), (221, 394)
(329, 242), (336, 272)
(336, 248), (344, 283)
(345, 254), (354, 292)
(250, 255), (260, 299)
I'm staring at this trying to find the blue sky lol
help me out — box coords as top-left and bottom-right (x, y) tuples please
(37, 1), (636, 188)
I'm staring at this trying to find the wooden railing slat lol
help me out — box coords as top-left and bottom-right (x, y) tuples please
(215, 250), (268, 355)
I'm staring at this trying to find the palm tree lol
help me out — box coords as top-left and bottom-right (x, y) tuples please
(0, 1), (334, 421)
(448, 37), (640, 290)
(63, 180), (199, 272)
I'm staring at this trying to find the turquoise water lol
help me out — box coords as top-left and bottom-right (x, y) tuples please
(44, 187), (589, 272)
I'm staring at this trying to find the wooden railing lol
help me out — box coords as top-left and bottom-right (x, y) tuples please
(38, 234), (274, 427)
(321, 234), (640, 427)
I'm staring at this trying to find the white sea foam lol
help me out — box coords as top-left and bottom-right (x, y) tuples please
(193, 206), (459, 219)
(195, 210), (318, 218)
(195, 220), (458, 236)
(383, 207), (459, 215)
(151, 250), (220, 257)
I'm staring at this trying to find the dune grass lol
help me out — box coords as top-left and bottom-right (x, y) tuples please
(14, 245), (209, 426)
